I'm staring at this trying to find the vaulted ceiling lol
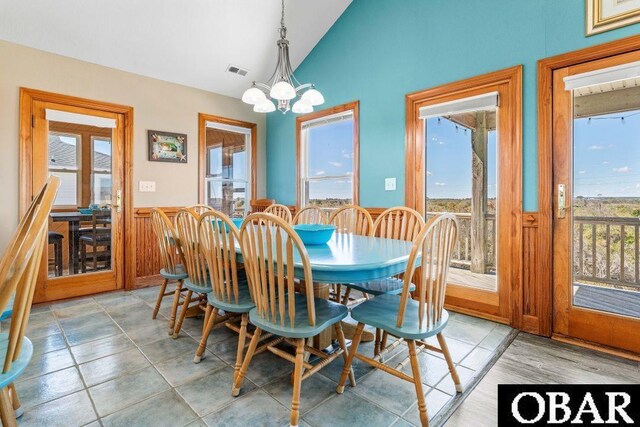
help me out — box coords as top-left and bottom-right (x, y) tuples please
(0, 0), (351, 98)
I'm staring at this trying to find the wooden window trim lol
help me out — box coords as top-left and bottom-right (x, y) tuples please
(404, 66), (523, 326)
(198, 113), (258, 206)
(295, 101), (360, 208)
(537, 34), (640, 338)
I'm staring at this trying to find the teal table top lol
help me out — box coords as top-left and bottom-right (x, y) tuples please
(235, 232), (416, 284)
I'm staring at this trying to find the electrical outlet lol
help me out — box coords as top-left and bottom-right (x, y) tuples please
(385, 177), (396, 191)
(139, 181), (156, 192)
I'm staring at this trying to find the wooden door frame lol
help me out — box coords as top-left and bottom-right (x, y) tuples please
(19, 88), (135, 295)
(295, 101), (360, 208)
(198, 113), (257, 205)
(537, 34), (640, 340)
(405, 66), (523, 326)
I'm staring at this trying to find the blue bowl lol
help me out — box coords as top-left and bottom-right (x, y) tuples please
(293, 224), (336, 245)
(78, 208), (94, 215)
(212, 218), (244, 232)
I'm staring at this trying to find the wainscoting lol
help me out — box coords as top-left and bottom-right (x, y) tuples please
(130, 207), (551, 336)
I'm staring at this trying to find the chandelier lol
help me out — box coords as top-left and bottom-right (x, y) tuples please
(242, 0), (324, 114)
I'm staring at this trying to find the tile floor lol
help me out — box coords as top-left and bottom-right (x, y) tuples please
(7, 286), (514, 427)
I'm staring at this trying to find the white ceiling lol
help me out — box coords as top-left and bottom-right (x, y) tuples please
(0, 0), (351, 99)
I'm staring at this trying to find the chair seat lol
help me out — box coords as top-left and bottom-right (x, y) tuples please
(249, 294), (348, 339)
(0, 333), (33, 389)
(0, 294), (14, 321)
(345, 277), (415, 296)
(351, 293), (449, 340)
(160, 264), (188, 280)
(207, 279), (255, 313)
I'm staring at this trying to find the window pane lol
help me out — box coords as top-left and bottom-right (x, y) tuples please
(205, 180), (247, 217)
(49, 133), (78, 170)
(307, 119), (353, 178)
(306, 178), (353, 208)
(93, 138), (112, 173)
(206, 130), (247, 180)
(50, 171), (77, 205)
(425, 110), (498, 292)
(208, 147), (222, 177)
(93, 174), (112, 206)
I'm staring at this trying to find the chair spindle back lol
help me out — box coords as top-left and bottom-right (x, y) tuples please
(373, 207), (425, 242)
(0, 176), (59, 373)
(150, 208), (184, 275)
(329, 205), (373, 236)
(175, 208), (210, 289)
(250, 199), (275, 213)
(264, 204), (292, 223)
(199, 211), (242, 304)
(397, 214), (458, 330)
(239, 213), (314, 327)
(187, 204), (214, 216)
(292, 206), (328, 225)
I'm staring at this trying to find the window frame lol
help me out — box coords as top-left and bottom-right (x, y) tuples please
(49, 131), (82, 207)
(198, 114), (257, 215)
(296, 101), (359, 208)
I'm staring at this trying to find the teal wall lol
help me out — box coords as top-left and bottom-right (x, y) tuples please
(266, 0), (640, 210)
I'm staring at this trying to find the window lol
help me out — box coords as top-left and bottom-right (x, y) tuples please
(91, 136), (112, 206)
(48, 132), (81, 206)
(297, 101), (359, 208)
(203, 121), (252, 217)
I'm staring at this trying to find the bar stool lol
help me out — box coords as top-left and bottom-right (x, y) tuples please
(47, 231), (63, 277)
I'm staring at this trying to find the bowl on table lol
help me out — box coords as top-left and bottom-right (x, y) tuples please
(292, 224), (337, 245)
(78, 208), (94, 215)
(212, 218), (244, 232)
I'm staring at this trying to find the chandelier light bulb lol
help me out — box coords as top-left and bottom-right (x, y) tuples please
(270, 81), (296, 100)
(254, 99), (276, 113)
(242, 87), (266, 105)
(292, 100), (313, 114)
(301, 88), (325, 106)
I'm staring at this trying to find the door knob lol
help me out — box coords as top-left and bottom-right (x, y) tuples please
(557, 184), (566, 219)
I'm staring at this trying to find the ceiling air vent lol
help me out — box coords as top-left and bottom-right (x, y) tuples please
(226, 65), (248, 77)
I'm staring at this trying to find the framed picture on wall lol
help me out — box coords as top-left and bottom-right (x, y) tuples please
(587, 0), (640, 35)
(148, 130), (187, 163)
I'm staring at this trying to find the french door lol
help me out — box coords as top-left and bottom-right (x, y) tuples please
(406, 67), (522, 325)
(552, 50), (640, 354)
(21, 90), (130, 303)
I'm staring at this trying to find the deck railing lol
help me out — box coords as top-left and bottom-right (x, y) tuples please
(574, 216), (640, 289)
(426, 212), (496, 271)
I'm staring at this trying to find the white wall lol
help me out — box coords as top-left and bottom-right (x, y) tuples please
(0, 40), (266, 252)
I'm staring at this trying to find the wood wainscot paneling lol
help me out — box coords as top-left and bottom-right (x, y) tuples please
(133, 206), (180, 288)
(521, 212), (550, 336)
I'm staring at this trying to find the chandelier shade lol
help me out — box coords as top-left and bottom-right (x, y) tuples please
(242, 0), (324, 114)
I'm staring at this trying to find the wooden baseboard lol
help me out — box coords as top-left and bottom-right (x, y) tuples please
(135, 274), (163, 288)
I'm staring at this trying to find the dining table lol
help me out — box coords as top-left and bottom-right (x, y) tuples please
(233, 231), (417, 349)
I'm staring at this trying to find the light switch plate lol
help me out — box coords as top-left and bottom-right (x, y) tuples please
(385, 177), (396, 191)
(139, 181), (156, 192)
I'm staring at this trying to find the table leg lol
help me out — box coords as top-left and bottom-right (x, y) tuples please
(312, 283), (332, 350)
(67, 221), (75, 274)
(71, 220), (80, 274)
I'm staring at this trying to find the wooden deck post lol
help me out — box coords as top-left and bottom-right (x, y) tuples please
(470, 111), (488, 274)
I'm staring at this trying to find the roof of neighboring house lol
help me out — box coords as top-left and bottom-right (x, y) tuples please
(48, 136), (111, 171)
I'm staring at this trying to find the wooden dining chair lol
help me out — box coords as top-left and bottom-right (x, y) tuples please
(249, 198), (275, 213)
(328, 205), (374, 302)
(194, 211), (254, 372)
(328, 204), (373, 236)
(0, 176), (59, 426)
(187, 204), (214, 216)
(172, 208), (211, 338)
(233, 213), (354, 427)
(292, 206), (328, 225)
(263, 203), (292, 223)
(336, 214), (461, 427)
(150, 208), (188, 333)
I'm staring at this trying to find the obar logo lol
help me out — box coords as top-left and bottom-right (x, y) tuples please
(498, 385), (639, 426)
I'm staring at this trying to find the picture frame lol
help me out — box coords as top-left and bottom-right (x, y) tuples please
(148, 130), (187, 163)
(587, 0), (640, 35)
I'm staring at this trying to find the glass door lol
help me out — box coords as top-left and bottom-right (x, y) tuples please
(32, 100), (125, 302)
(552, 51), (640, 353)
